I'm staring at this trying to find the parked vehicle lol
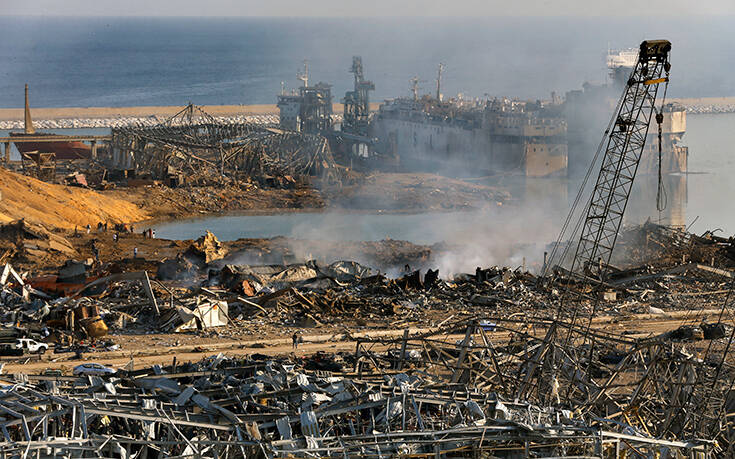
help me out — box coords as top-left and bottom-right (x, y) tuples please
(72, 363), (117, 377)
(15, 338), (48, 354)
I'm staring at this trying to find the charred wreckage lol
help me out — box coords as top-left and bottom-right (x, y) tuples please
(0, 40), (733, 458)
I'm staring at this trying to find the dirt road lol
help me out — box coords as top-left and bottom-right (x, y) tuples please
(2, 308), (723, 375)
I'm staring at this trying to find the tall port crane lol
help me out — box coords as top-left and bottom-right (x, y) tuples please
(342, 56), (375, 137)
(569, 40), (671, 280)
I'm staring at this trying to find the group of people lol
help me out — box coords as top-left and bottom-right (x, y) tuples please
(72, 221), (155, 262)
(74, 222), (138, 237)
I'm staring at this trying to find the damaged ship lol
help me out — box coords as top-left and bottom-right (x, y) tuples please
(369, 94), (568, 177)
(276, 51), (686, 182)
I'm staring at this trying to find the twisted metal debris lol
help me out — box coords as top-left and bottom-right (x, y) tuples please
(109, 104), (339, 184)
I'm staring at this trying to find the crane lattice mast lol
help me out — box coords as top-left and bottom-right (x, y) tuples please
(571, 40), (671, 280)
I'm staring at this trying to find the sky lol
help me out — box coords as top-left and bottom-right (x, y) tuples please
(3, 0), (735, 17)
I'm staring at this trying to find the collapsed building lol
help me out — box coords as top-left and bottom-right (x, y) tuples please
(1, 220), (735, 456)
(105, 104), (340, 187)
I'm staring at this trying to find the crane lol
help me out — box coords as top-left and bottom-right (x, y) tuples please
(519, 41), (673, 405)
(566, 40), (671, 281)
(342, 56), (375, 137)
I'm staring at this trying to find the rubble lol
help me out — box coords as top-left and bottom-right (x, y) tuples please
(0, 219), (76, 264)
(0, 222), (734, 455)
(0, 338), (718, 457)
(0, 113), (284, 130)
(185, 230), (228, 266)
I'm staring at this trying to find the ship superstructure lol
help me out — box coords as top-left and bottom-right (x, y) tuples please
(370, 94), (568, 177)
(276, 61), (333, 134)
(275, 51), (684, 181)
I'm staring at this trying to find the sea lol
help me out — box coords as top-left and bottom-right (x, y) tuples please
(0, 16), (734, 107)
(1, 16), (735, 266)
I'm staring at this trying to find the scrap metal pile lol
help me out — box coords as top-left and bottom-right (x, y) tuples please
(0, 343), (714, 458)
(108, 104), (340, 186)
(1, 223), (735, 456)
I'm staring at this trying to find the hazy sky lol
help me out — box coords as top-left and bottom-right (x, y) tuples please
(4, 0), (735, 17)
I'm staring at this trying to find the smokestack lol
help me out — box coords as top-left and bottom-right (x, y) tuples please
(24, 84), (35, 134)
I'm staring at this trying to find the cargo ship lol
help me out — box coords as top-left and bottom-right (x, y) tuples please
(369, 94), (568, 177)
(9, 85), (92, 160)
(275, 52), (685, 181)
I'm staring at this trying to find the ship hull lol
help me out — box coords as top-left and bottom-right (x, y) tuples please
(9, 132), (92, 160)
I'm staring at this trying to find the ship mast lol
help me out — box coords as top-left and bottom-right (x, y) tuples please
(435, 63), (444, 101)
(24, 84), (35, 134)
(297, 60), (309, 88)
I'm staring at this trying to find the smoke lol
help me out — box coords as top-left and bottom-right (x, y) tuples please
(279, 190), (566, 277)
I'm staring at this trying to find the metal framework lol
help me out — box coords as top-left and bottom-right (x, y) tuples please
(108, 104), (339, 184)
(342, 56), (374, 137)
(571, 40), (671, 279)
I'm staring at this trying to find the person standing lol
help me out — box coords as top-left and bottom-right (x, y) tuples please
(133, 247), (138, 259)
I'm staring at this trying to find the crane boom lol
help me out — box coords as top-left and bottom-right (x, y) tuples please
(571, 39), (671, 279)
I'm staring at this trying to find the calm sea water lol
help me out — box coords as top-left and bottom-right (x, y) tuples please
(150, 113), (735, 241)
(2, 16), (734, 246)
(0, 16), (734, 108)
(683, 114), (735, 235)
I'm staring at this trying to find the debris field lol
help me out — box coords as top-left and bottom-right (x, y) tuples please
(0, 221), (734, 456)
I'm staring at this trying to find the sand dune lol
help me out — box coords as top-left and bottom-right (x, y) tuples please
(0, 168), (148, 229)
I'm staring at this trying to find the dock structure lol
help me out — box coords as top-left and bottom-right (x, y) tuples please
(0, 134), (111, 143)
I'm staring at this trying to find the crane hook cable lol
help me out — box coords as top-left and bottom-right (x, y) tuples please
(655, 71), (670, 213)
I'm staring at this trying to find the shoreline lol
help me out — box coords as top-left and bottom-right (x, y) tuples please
(0, 99), (730, 122)
(0, 99), (731, 130)
(0, 102), (382, 122)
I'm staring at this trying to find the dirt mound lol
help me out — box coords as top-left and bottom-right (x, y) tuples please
(0, 168), (148, 229)
(329, 173), (510, 211)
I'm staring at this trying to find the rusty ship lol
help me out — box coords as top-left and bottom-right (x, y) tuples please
(9, 85), (92, 160)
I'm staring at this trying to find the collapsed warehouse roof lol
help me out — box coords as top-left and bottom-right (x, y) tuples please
(107, 104), (340, 186)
